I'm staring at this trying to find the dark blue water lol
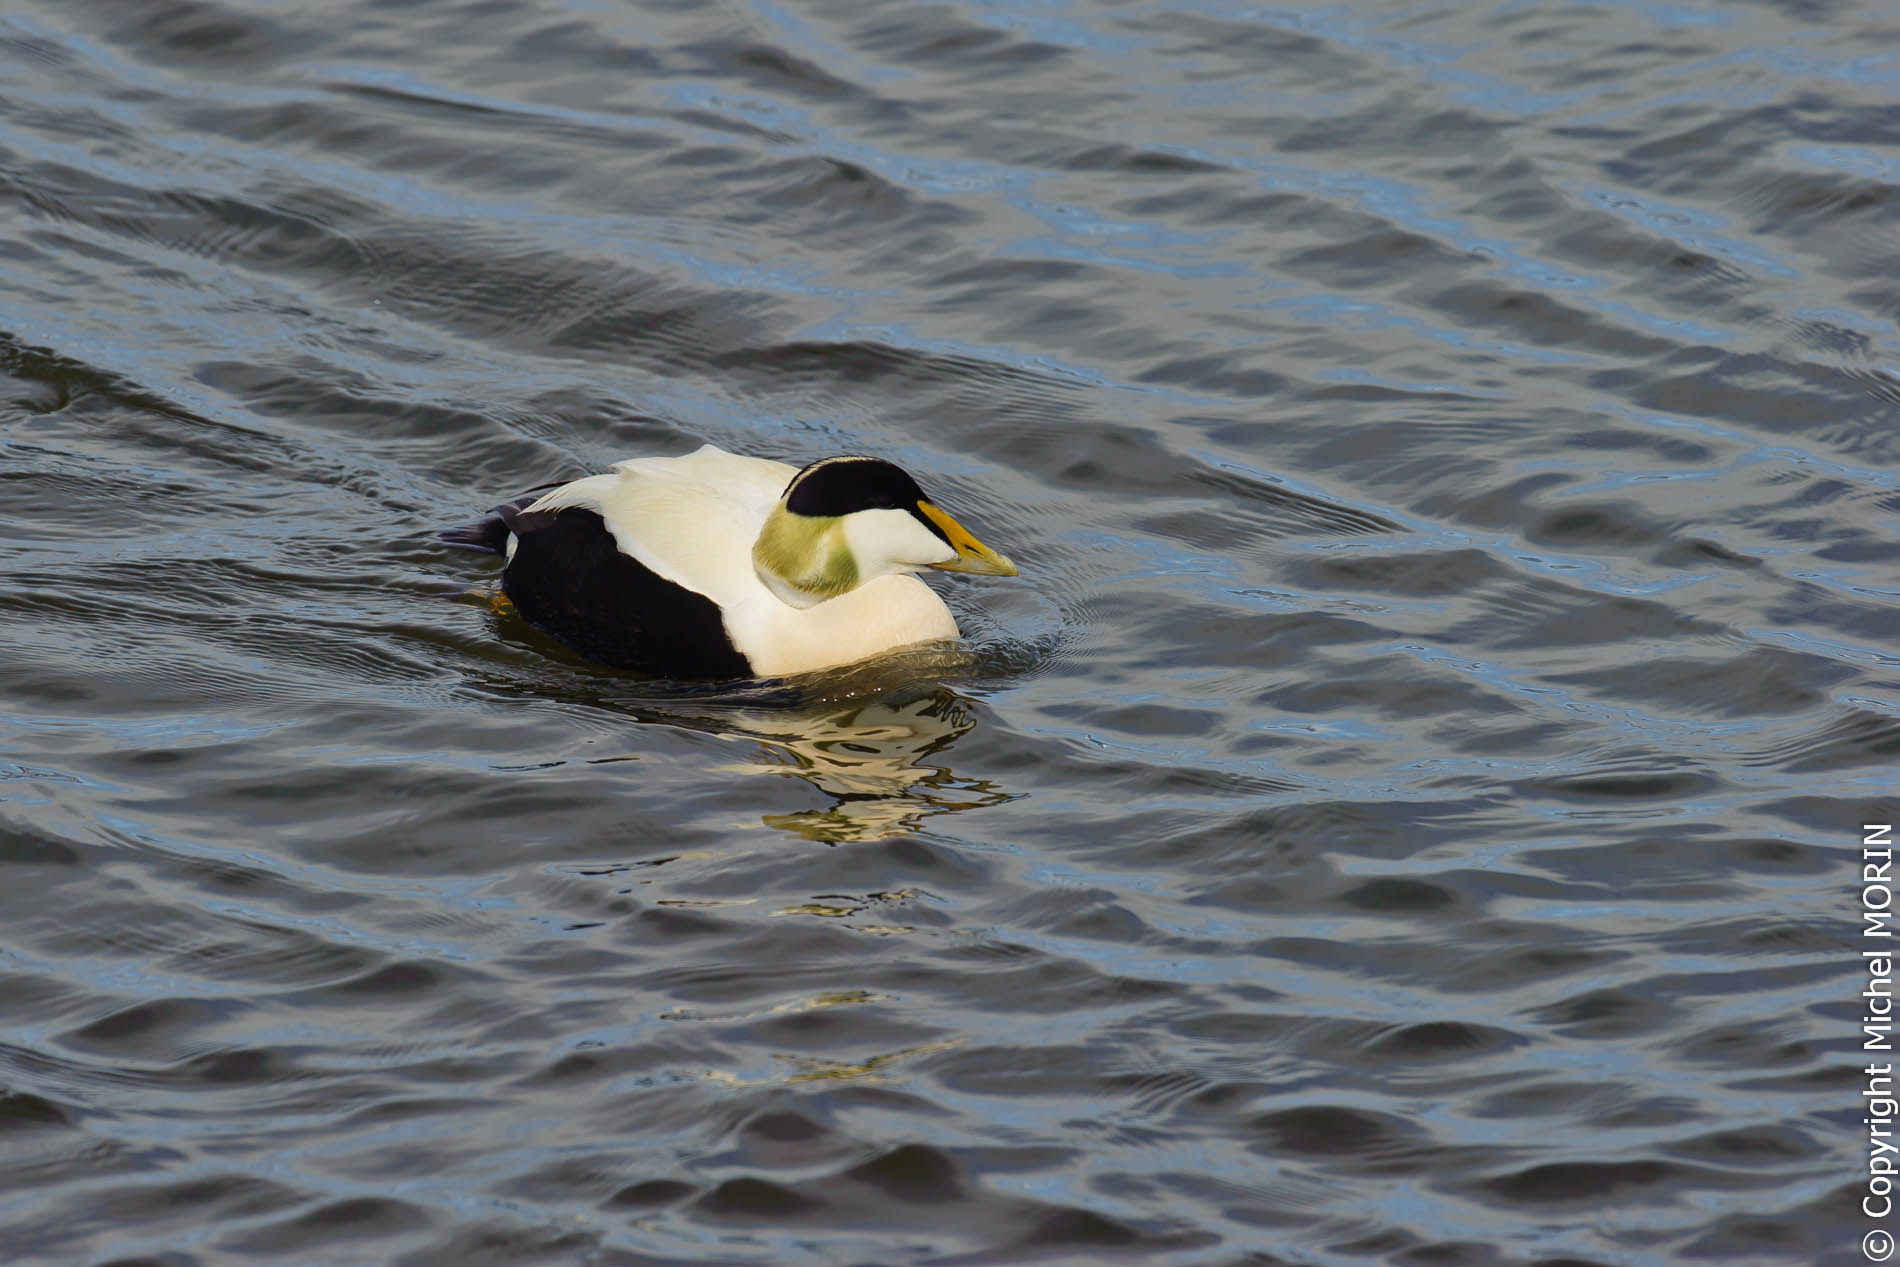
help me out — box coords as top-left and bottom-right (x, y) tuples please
(1, 1), (1892, 1263)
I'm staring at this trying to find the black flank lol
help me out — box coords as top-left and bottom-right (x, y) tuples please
(500, 506), (752, 679)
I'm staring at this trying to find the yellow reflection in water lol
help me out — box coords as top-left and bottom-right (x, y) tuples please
(693, 1038), (962, 1087)
(781, 1038), (961, 1083)
(737, 688), (1012, 843)
(546, 650), (1019, 845)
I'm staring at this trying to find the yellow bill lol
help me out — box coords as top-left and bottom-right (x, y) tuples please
(917, 502), (1018, 576)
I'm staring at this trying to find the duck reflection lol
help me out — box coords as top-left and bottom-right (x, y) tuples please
(468, 604), (1018, 843)
(745, 687), (1010, 842)
(611, 653), (1014, 844)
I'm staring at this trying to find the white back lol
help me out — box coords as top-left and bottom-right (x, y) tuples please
(526, 444), (798, 608)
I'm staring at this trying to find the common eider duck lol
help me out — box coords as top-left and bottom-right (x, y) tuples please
(442, 444), (1017, 679)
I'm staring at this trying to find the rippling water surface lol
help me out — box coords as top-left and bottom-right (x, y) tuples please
(2, 1), (1895, 1263)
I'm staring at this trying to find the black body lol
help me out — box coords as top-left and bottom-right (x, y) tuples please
(444, 497), (752, 679)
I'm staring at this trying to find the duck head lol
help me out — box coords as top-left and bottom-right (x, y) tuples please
(752, 456), (1017, 609)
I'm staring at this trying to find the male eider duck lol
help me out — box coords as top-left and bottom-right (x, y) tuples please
(443, 444), (1017, 679)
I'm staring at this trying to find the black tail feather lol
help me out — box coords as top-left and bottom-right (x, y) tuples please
(436, 480), (571, 556)
(437, 515), (511, 555)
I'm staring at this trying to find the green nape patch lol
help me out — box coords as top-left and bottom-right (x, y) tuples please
(753, 508), (858, 598)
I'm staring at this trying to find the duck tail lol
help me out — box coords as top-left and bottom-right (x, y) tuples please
(437, 480), (571, 555)
(436, 514), (512, 555)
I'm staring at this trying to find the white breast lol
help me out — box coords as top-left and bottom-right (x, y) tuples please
(725, 574), (961, 677)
